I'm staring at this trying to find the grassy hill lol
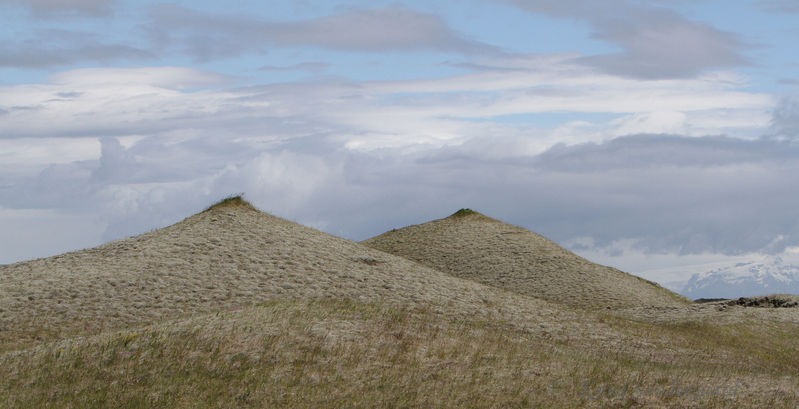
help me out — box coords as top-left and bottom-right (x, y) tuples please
(363, 209), (688, 309)
(1, 198), (798, 407)
(0, 198), (586, 353)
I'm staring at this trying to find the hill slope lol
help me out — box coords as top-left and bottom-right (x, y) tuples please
(0, 198), (582, 352)
(363, 210), (687, 309)
(4, 297), (799, 408)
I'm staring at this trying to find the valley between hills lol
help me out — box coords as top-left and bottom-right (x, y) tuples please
(1, 197), (798, 408)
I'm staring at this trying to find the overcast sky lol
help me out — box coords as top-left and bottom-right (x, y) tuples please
(1, 0), (798, 285)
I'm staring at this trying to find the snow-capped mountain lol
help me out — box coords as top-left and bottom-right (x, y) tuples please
(681, 257), (799, 300)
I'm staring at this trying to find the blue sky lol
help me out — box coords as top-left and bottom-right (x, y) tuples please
(2, 0), (799, 288)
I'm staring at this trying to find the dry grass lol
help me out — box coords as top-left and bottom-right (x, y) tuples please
(363, 210), (688, 309)
(1, 298), (797, 408)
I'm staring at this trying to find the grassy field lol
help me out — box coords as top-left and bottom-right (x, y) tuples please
(2, 298), (798, 408)
(1, 198), (798, 407)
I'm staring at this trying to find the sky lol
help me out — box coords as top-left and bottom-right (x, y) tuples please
(1, 0), (799, 288)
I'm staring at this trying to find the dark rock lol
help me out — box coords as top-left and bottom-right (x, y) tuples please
(726, 296), (799, 308)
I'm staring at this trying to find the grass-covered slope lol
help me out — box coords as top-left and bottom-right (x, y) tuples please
(2, 298), (798, 408)
(0, 198), (582, 353)
(364, 209), (688, 309)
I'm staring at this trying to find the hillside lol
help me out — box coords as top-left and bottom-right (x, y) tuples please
(3, 297), (799, 408)
(363, 209), (688, 309)
(2, 198), (799, 407)
(0, 197), (588, 353)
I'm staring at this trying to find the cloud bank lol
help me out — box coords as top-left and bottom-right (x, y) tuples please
(0, 61), (790, 266)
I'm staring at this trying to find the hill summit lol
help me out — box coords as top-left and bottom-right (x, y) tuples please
(202, 195), (258, 212)
(364, 209), (687, 309)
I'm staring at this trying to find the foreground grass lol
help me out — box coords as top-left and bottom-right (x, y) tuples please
(2, 299), (798, 408)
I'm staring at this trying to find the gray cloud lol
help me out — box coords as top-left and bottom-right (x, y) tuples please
(0, 29), (151, 69)
(0, 0), (114, 17)
(2, 5), (489, 69)
(769, 96), (799, 140)
(7, 129), (799, 262)
(503, 0), (747, 78)
(760, 0), (799, 13)
(146, 5), (496, 61)
(339, 135), (799, 257)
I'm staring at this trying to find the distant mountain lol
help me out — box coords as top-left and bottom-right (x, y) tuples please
(681, 257), (799, 299)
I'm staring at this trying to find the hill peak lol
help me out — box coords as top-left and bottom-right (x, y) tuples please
(449, 208), (480, 218)
(446, 208), (498, 222)
(202, 195), (257, 213)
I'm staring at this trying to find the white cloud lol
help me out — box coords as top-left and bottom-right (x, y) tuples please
(0, 137), (99, 166)
(211, 151), (337, 216)
(0, 67), (244, 138)
(569, 242), (787, 284)
(0, 59), (772, 145)
(48, 66), (233, 89)
(611, 111), (688, 136)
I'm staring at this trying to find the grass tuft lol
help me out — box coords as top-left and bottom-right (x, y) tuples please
(450, 208), (480, 218)
(203, 194), (255, 213)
